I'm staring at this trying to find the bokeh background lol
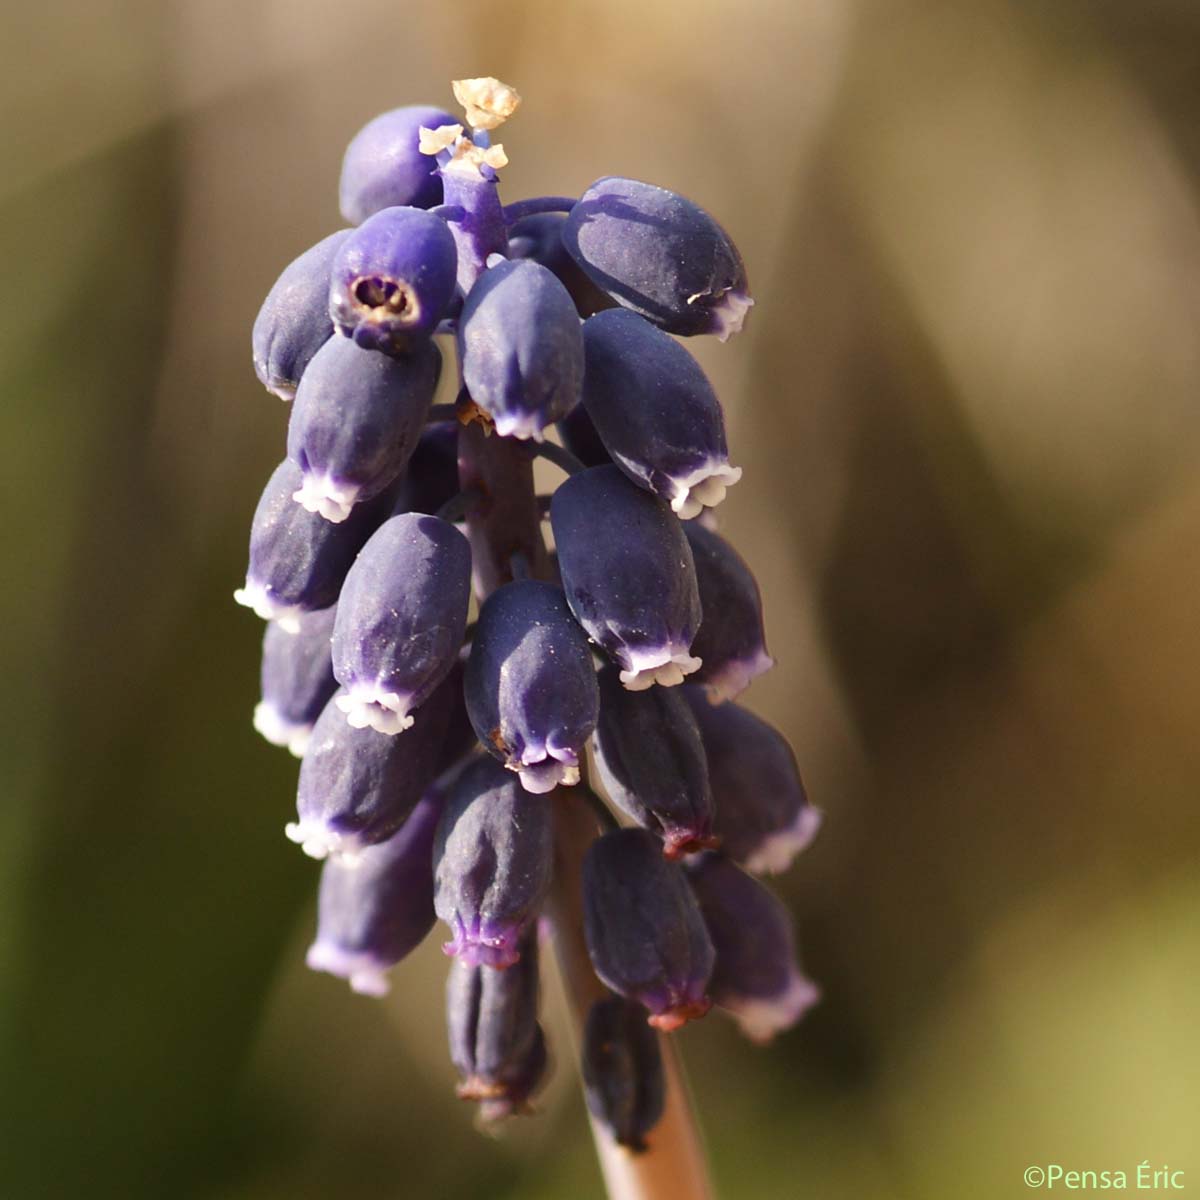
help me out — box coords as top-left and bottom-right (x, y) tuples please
(3, 1), (1199, 1197)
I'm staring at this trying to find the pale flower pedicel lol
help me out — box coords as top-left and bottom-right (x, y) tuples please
(237, 76), (822, 1162)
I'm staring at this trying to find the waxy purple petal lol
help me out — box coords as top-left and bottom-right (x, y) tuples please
(339, 105), (455, 223)
(592, 666), (715, 858)
(551, 465), (702, 690)
(684, 690), (821, 874)
(330, 206), (458, 353)
(582, 828), (714, 1030)
(685, 522), (773, 702)
(582, 996), (665, 1152)
(506, 211), (615, 318)
(465, 580), (598, 793)
(433, 756), (554, 968)
(581, 309), (740, 518)
(305, 790), (444, 995)
(331, 512), (471, 734)
(686, 854), (819, 1043)
(287, 335), (440, 522)
(254, 606), (338, 757)
(252, 229), (349, 400)
(563, 176), (752, 339)
(458, 258), (584, 441)
(234, 460), (394, 632)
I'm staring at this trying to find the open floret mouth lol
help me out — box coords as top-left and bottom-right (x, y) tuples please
(335, 687), (416, 735)
(741, 805), (824, 875)
(666, 461), (742, 520)
(617, 646), (702, 691)
(721, 972), (820, 1044)
(305, 942), (392, 996)
(351, 275), (418, 323)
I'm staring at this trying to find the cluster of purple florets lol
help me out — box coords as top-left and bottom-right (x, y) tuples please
(237, 78), (821, 1149)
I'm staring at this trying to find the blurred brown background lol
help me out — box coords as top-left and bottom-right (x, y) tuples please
(2, 1), (1199, 1197)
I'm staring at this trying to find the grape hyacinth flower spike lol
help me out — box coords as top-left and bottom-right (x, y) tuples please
(237, 74), (823, 1184)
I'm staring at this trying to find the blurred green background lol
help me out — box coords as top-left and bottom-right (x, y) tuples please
(2, 1), (1199, 1197)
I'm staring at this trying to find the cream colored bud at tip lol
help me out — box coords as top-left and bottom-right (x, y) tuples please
(418, 123), (464, 156)
(451, 77), (521, 130)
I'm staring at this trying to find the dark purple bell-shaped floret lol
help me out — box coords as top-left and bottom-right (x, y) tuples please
(331, 512), (471, 734)
(551, 465), (702, 690)
(338, 104), (456, 224)
(582, 996), (665, 1153)
(329, 206), (458, 353)
(562, 176), (752, 340)
(458, 258), (584, 441)
(582, 829), (714, 1031)
(465, 580), (598, 794)
(234, 460), (395, 632)
(390, 421), (461, 517)
(581, 309), (741, 519)
(686, 854), (819, 1043)
(591, 666), (715, 858)
(252, 229), (349, 401)
(287, 335), (441, 523)
(557, 403), (612, 468)
(685, 522), (773, 703)
(506, 211), (615, 318)
(305, 788), (445, 995)
(446, 927), (547, 1118)
(286, 675), (454, 862)
(433, 756), (553, 969)
(683, 690), (821, 875)
(254, 606), (338, 757)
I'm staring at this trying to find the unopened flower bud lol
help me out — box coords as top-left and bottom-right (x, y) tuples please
(506, 212), (615, 318)
(252, 229), (349, 401)
(446, 927), (546, 1119)
(686, 854), (819, 1043)
(563, 177), (752, 340)
(253, 606), (338, 756)
(458, 259), (584, 440)
(581, 309), (740, 518)
(286, 674), (455, 862)
(287, 335), (441, 522)
(331, 512), (471, 734)
(551, 465), (702, 690)
(581, 996), (665, 1152)
(305, 789), (444, 995)
(685, 522), (773, 702)
(683, 690), (821, 874)
(582, 829), (713, 1030)
(434, 756), (553, 968)
(465, 580), (598, 793)
(339, 105), (455, 224)
(592, 666), (715, 857)
(234, 460), (394, 632)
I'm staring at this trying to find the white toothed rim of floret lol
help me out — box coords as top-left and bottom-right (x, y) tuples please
(284, 818), (365, 865)
(418, 123), (464, 155)
(292, 473), (361, 524)
(335, 686), (416, 735)
(665, 460), (742, 520)
(618, 647), (703, 691)
(722, 971), (820, 1044)
(233, 581), (305, 634)
(702, 290), (754, 342)
(490, 409), (548, 442)
(452, 77), (522, 130)
(305, 942), (392, 997)
(742, 806), (824, 875)
(511, 745), (580, 794)
(252, 702), (313, 758)
(700, 648), (775, 704)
